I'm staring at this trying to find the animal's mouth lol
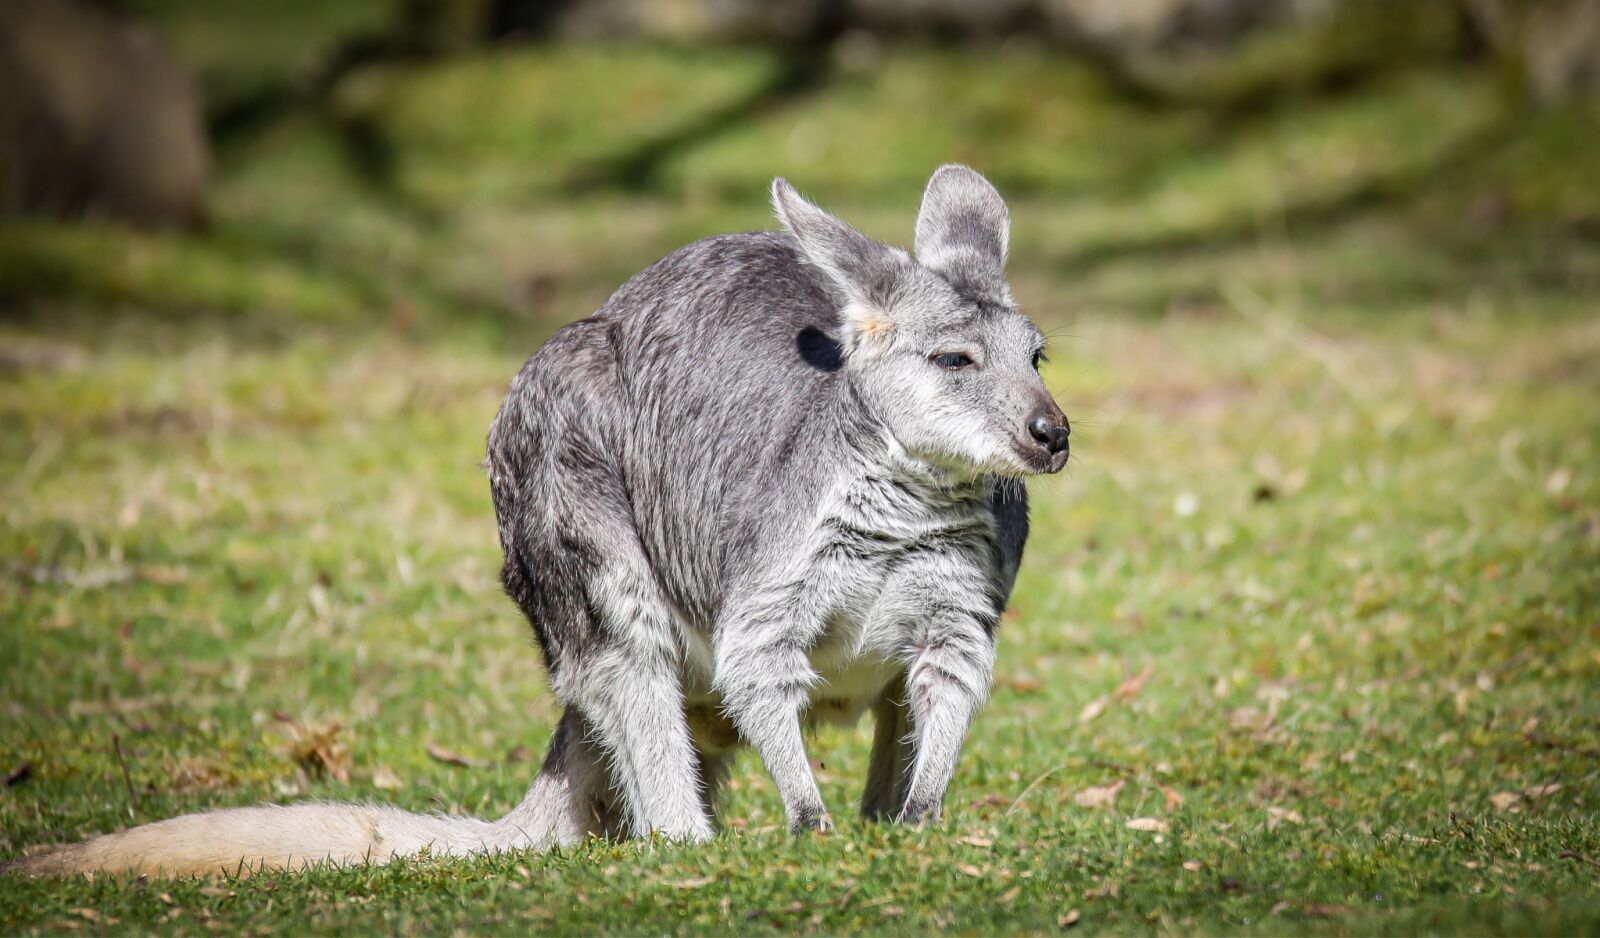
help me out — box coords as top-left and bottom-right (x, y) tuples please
(1010, 440), (1069, 476)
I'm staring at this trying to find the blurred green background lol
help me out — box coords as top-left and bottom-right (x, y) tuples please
(5, 0), (1599, 340)
(2, 1), (1598, 934)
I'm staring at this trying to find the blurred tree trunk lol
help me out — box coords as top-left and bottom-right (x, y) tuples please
(0, 0), (209, 226)
(1464, 0), (1600, 102)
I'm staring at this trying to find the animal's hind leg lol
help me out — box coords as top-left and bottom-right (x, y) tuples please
(560, 643), (711, 841)
(541, 502), (711, 842)
(861, 678), (912, 821)
(501, 513), (710, 841)
(490, 328), (707, 843)
(493, 707), (621, 848)
(695, 746), (737, 830)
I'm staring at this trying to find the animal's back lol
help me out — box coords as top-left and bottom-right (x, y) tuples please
(493, 231), (849, 627)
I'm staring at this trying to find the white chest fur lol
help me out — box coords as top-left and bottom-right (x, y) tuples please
(680, 467), (999, 750)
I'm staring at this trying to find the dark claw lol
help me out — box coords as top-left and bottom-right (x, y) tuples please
(791, 805), (834, 835)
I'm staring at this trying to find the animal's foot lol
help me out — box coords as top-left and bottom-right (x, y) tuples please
(789, 806), (834, 836)
(649, 813), (716, 844)
(895, 799), (942, 826)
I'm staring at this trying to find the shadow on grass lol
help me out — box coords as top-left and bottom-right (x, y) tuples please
(1051, 106), (1529, 273)
(563, 43), (841, 194)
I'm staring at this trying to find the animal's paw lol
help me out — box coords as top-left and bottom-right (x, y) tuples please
(789, 806), (834, 836)
(895, 799), (942, 826)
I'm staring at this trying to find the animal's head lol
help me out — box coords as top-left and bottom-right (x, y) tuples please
(772, 165), (1069, 478)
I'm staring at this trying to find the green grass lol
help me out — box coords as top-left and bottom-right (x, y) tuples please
(2, 23), (1599, 935)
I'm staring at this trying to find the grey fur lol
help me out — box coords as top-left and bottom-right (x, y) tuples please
(1, 167), (1071, 878)
(487, 164), (1069, 838)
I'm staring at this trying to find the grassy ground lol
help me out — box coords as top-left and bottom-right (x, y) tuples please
(3, 15), (1599, 935)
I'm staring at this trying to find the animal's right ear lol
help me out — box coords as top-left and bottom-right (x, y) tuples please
(914, 165), (1011, 304)
(772, 178), (902, 353)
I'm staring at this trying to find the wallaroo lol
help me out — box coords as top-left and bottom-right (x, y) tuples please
(8, 165), (1071, 877)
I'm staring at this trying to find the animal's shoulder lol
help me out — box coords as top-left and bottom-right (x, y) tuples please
(820, 467), (1002, 559)
(599, 231), (835, 329)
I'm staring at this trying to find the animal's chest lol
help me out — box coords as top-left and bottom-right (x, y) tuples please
(681, 473), (999, 747)
(806, 474), (998, 623)
(797, 475), (999, 708)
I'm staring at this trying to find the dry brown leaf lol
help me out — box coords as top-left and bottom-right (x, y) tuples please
(1058, 909), (1082, 928)
(1230, 707), (1270, 731)
(169, 757), (229, 792)
(1085, 879), (1120, 898)
(1114, 664), (1156, 700)
(1078, 698), (1108, 723)
(670, 876), (714, 889)
(278, 718), (350, 784)
(1161, 784), (1185, 810)
(138, 564), (189, 585)
(1007, 672), (1042, 694)
(1488, 782), (1561, 813)
(372, 765), (404, 790)
(1182, 860), (1203, 871)
(1266, 807), (1304, 830)
(957, 863), (987, 877)
(999, 885), (1021, 904)
(1125, 817), (1169, 833)
(426, 744), (483, 768)
(1074, 779), (1126, 809)
(958, 834), (994, 848)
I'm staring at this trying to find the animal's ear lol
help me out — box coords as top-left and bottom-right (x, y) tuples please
(772, 178), (903, 352)
(914, 164), (1010, 300)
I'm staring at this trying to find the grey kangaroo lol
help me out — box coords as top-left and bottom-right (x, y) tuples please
(10, 165), (1069, 877)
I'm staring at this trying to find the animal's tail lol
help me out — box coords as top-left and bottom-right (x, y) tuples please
(5, 710), (615, 878)
(6, 802), (500, 878)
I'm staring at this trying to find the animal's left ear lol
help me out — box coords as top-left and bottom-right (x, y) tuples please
(773, 177), (906, 355)
(914, 164), (1011, 301)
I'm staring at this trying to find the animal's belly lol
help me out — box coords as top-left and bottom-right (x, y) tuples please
(806, 656), (898, 727)
(680, 652), (898, 753)
(676, 559), (905, 751)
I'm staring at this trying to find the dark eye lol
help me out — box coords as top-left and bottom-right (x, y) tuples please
(1031, 349), (1048, 370)
(932, 352), (975, 371)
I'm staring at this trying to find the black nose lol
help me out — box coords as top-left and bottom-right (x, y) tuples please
(1028, 414), (1070, 455)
